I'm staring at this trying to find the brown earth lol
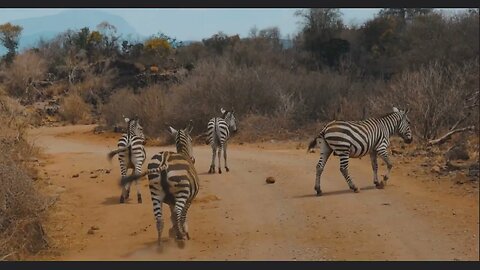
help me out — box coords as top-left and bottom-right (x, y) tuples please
(27, 125), (479, 261)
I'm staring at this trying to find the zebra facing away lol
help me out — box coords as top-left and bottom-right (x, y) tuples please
(307, 107), (412, 196)
(120, 121), (199, 246)
(107, 117), (146, 204)
(206, 108), (238, 174)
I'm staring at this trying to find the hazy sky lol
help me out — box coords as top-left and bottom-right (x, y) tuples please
(0, 8), (469, 40)
(0, 8), (380, 40)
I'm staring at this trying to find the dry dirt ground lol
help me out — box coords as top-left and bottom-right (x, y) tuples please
(27, 125), (479, 261)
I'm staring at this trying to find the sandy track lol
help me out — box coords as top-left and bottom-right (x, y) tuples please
(28, 125), (479, 261)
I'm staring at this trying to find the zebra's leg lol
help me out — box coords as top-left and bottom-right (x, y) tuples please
(209, 145), (216, 174)
(173, 202), (187, 249)
(151, 189), (165, 246)
(370, 151), (383, 189)
(224, 143), (229, 172)
(134, 163), (143, 203)
(135, 180), (142, 203)
(217, 146), (223, 174)
(168, 204), (178, 238)
(174, 201), (187, 241)
(118, 158), (129, 203)
(314, 140), (332, 196)
(339, 154), (360, 193)
(180, 202), (191, 240)
(378, 149), (393, 184)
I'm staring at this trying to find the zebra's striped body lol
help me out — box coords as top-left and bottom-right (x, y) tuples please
(121, 121), (199, 245)
(308, 107), (412, 195)
(107, 117), (146, 203)
(206, 108), (237, 174)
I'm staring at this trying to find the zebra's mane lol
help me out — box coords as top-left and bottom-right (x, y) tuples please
(175, 130), (189, 152)
(376, 111), (398, 119)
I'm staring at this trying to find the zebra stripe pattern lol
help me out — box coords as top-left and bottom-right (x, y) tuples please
(307, 107), (412, 195)
(120, 121), (199, 246)
(107, 117), (146, 203)
(206, 108), (237, 174)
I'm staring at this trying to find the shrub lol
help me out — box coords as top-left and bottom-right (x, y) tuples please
(102, 85), (167, 137)
(370, 59), (479, 140)
(1, 51), (47, 103)
(59, 92), (91, 124)
(0, 93), (46, 260)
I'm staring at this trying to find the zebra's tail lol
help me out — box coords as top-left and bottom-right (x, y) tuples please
(307, 130), (326, 153)
(119, 164), (168, 186)
(107, 147), (128, 162)
(307, 136), (320, 153)
(202, 132), (211, 145)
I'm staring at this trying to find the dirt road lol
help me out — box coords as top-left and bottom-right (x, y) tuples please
(28, 125), (479, 261)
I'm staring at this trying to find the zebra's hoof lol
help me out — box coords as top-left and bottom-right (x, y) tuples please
(119, 196), (125, 204)
(176, 239), (186, 249)
(225, 167), (230, 172)
(218, 169), (222, 174)
(186, 232), (190, 240)
(352, 187), (360, 193)
(137, 194), (142, 203)
(156, 240), (164, 253)
(383, 175), (389, 181)
(316, 190), (322, 196)
(168, 228), (176, 238)
(375, 181), (385, 189)
(208, 167), (215, 174)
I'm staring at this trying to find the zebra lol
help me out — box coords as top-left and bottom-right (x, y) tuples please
(107, 116), (146, 204)
(307, 107), (412, 196)
(206, 108), (238, 174)
(120, 120), (199, 246)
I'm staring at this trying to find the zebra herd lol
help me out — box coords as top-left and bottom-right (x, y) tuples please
(107, 106), (413, 247)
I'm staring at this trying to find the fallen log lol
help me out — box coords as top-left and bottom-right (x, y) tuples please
(428, 126), (475, 146)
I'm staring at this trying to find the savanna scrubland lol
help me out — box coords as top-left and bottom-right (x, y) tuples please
(0, 8), (478, 260)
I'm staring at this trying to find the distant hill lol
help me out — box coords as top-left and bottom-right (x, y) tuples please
(0, 10), (294, 56)
(1, 10), (142, 55)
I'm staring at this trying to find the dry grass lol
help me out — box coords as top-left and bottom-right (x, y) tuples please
(0, 51), (48, 102)
(58, 92), (92, 124)
(370, 59), (479, 140)
(102, 85), (167, 137)
(0, 93), (47, 260)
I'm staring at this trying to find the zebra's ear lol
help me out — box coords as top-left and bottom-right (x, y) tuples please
(220, 108), (226, 114)
(392, 107), (399, 113)
(166, 126), (178, 137)
(405, 108), (410, 114)
(124, 117), (130, 123)
(186, 120), (194, 133)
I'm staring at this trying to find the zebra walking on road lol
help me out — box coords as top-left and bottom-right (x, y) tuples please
(206, 108), (238, 174)
(120, 121), (199, 246)
(307, 107), (412, 196)
(107, 117), (146, 203)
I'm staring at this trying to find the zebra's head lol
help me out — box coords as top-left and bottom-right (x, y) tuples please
(393, 107), (413, 144)
(167, 120), (195, 164)
(125, 117), (146, 142)
(221, 107), (237, 133)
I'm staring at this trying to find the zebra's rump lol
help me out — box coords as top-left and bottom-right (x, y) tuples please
(147, 151), (199, 204)
(117, 134), (146, 166)
(206, 117), (229, 146)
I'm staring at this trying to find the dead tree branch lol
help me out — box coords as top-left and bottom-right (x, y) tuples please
(449, 112), (471, 131)
(428, 126), (475, 146)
